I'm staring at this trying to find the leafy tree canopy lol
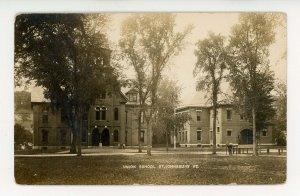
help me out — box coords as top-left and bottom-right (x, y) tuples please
(15, 14), (120, 153)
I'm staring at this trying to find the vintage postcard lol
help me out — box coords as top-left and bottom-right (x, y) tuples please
(14, 12), (286, 185)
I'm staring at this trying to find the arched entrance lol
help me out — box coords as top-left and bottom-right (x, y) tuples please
(101, 128), (110, 146)
(239, 129), (253, 144)
(92, 128), (100, 146)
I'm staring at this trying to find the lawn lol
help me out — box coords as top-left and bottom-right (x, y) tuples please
(15, 154), (286, 185)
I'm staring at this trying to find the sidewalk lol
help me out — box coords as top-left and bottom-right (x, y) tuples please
(14, 147), (286, 158)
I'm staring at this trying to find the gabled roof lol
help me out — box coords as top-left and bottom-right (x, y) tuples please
(125, 88), (138, 95)
(119, 91), (128, 103)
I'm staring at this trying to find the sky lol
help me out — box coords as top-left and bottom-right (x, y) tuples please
(107, 13), (287, 106)
(29, 13), (287, 105)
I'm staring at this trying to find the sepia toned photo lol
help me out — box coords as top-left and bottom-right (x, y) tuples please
(14, 13), (287, 185)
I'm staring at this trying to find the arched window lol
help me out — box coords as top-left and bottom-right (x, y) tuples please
(95, 107), (100, 120)
(113, 130), (119, 142)
(101, 107), (106, 120)
(114, 108), (119, 121)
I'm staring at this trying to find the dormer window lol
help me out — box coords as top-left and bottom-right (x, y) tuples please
(128, 93), (137, 102)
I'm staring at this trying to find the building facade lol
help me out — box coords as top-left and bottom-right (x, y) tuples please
(32, 89), (147, 149)
(175, 104), (274, 147)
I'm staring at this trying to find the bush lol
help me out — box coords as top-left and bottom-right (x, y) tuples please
(276, 131), (286, 146)
(14, 123), (33, 150)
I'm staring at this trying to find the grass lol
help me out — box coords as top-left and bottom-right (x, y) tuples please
(15, 154), (286, 185)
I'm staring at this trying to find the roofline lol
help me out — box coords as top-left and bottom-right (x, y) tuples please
(175, 103), (234, 112)
(119, 91), (128, 103)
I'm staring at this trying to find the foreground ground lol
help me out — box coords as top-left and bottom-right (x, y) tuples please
(15, 153), (286, 185)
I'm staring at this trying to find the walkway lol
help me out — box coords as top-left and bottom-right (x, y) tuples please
(14, 147), (286, 158)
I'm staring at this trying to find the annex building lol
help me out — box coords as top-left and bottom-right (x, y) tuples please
(174, 91), (274, 147)
(32, 88), (147, 149)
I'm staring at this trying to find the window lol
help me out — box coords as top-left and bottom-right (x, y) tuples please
(196, 110), (201, 121)
(227, 109), (232, 120)
(114, 108), (119, 121)
(240, 114), (244, 120)
(125, 130), (128, 143)
(262, 129), (268, 137)
(227, 129), (232, 136)
(140, 130), (145, 142)
(95, 109), (100, 120)
(101, 107), (106, 120)
(60, 129), (67, 145)
(132, 94), (137, 102)
(42, 113), (48, 123)
(196, 129), (202, 141)
(217, 127), (220, 133)
(128, 93), (137, 102)
(42, 129), (48, 144)
(113, 130), (119, 142)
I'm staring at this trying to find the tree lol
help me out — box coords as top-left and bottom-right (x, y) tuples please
(14, 91), (31, 111)
(273, 81), (287, 146)
(228, 13), (277, 156)
(119, 13), (192, 155)
(14, 123), (33, 150)
(194, 32), (228, 154)
(15, 14), (119, 155)
(152, 79), (190, 151)
(15, 91), (32, 122)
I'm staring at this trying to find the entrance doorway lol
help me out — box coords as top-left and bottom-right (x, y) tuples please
(239, 129), (253, 144)
(101, 128), (110, 146)
(92, 128), (100, 146)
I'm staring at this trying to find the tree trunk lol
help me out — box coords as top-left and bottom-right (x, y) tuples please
(138, 109), (142, 153)
(173, 128), (176, 150)
(70, 131), (77, 154)
(77, 113), (82, 156)
(252, 106), (258, 156)
(146, 121), (151, 156)
(212, 105), (217, 154)
(166, 131), (169, 152)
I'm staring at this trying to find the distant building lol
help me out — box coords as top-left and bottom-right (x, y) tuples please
(175, 103), (274, 147)
(31, 88), (146, 149)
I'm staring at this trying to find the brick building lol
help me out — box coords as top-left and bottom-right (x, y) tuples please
(32, 88), (147, 149)
(175, 104), (274, 147)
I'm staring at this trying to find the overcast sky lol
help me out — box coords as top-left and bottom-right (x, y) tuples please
(107, 13), (286, 105)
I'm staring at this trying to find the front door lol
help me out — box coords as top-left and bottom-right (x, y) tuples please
(92, 128), (100, 146)
(101, 128), (110, 146)
(239, 129), (253, 144)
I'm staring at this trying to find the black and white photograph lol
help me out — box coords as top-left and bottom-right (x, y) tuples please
(13, 12), (287, 185)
